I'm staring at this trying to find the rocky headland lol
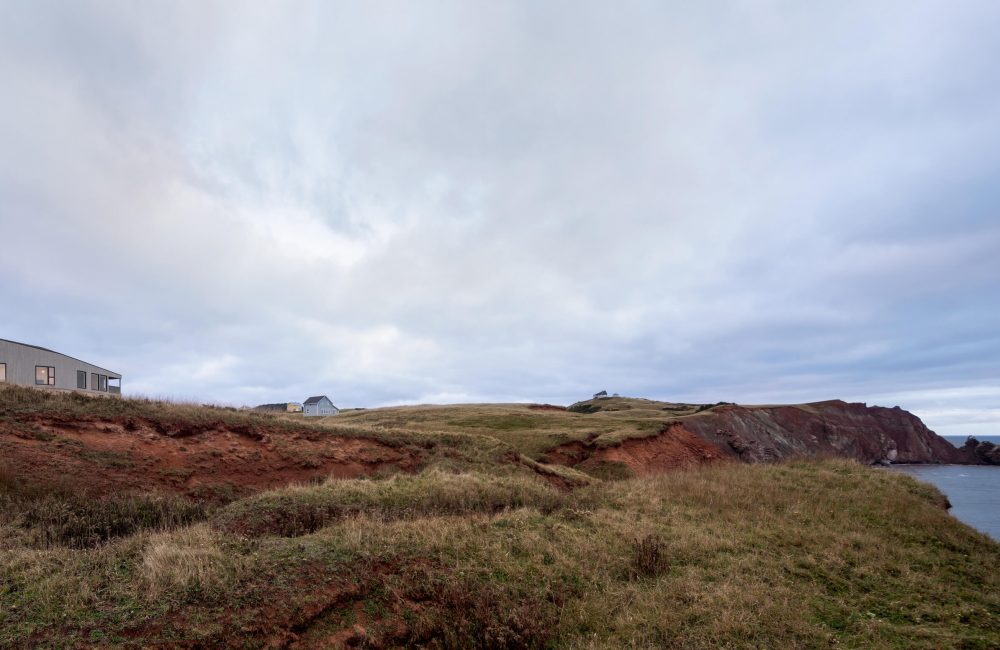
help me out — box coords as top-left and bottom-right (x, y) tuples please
(559, 397), (999, 471)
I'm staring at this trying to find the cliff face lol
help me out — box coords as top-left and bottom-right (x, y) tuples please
(675, 400), (966, 465)
(553, 398), (988, 474)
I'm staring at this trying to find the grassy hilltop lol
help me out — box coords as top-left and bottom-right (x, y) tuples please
(1, 386), (998, 648)
(312, 397), (740, 468)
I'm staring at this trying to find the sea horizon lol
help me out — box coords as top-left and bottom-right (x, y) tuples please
(942, 435), (1000, 448)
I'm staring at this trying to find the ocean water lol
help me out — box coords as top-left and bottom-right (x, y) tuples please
(891, 462), (1000, 541)
(942, 434), (1000, 448)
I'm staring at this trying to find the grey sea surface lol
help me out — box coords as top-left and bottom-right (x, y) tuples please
(891, 436), (1000, 541)
(942, 435), (1000, 448)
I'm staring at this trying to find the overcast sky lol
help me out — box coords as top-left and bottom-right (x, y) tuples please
(1, 1), (998, 436)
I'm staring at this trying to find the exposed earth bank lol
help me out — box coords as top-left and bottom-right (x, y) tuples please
(543, 423), (728, 477)
(0, 412), (424, 498)
(3, 387), (1000, 648)
(3, 388), (996, 495)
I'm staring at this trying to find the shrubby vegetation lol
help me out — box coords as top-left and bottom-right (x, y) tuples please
(1, 388), (998, 647)
(212, 470), (565, 537)
(3, 490), (207, 550)
(2, 459), (998, 647)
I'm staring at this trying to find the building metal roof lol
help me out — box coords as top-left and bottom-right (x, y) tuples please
(303, 395), (331, 405)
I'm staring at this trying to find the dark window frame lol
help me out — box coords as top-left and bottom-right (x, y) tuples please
(0, 362), (6, 383)
(35, 366), (55, 386)
(99, 375), (108, 392)
(77, 370), (87, 389)
(91, 372), (99, 391)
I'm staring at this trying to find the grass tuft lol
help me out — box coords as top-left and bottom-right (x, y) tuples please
(630, 533), (667, 579)
(141, 524), (239, 598)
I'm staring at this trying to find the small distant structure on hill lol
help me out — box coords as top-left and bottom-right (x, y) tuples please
(593, 390), (608, 399)
(303, 395), (339, 417)
(0, 338), (121, 395)
(255, 402), (303, 413)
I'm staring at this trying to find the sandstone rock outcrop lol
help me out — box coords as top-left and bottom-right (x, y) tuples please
(557, 398), (976, 472)
(678, 400), (966, 465)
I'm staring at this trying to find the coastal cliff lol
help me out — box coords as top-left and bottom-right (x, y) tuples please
(3, 386), (999, 647)
(680, 400), (966, 465)
(557, 397), (996, 473)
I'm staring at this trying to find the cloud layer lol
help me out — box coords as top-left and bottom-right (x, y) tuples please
(1, 1), (998, 435)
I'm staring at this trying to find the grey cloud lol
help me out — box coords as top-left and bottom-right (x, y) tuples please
(1, 1), (998, 435)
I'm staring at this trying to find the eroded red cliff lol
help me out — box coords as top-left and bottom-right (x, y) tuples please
(680, 400), (968, 464)
(548, 399), (982, 476)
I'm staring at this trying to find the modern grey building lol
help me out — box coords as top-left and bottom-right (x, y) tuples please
(303, 395), (338, 417)
(0, 338), (121, 394)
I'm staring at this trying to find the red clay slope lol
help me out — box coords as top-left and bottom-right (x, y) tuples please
(0, 413), (422, 497)
(544, 423), (727, 476)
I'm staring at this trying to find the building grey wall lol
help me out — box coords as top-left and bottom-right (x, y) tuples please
(0, 339), (121, 393)
(304, 398), (338, 416)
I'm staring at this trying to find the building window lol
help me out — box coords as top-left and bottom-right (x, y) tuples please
(77, 370), (87, 389)
(99, 375), (108, 392)
(0, 363), (6, 382)
(35, 366), (55, 386)
(91, 373), (99, 390)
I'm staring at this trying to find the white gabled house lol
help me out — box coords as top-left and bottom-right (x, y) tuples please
(303, 395), (339, 417)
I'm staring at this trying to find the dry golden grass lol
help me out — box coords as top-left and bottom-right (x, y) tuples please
(141, 524), (237, 598)
(3, 460), (998, 647)
(210, 469), (567, 537)
(326, 401), (690, 459)
(2, 388), (998, 647)
(288, 460), (999, 648)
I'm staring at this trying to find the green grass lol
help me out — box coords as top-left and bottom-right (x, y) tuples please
(2, 459), (998, 647)
(1, 473), (208, 550)
(210, 469), (566, 537)
(1, 388), (998, 647)
(0, 384), (545, 475)
(0, 384), (448, 453)
(332, 402), (680, 459)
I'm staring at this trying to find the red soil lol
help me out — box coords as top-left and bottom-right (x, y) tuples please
(0, 414), (423, 497)
(544, 423), (727, 476)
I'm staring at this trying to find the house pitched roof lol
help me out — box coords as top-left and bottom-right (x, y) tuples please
(304, 395), (331, 405)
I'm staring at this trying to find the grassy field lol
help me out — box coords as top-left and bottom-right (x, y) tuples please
(309, 398), (725, 460)
(1, 390), (999, 647)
